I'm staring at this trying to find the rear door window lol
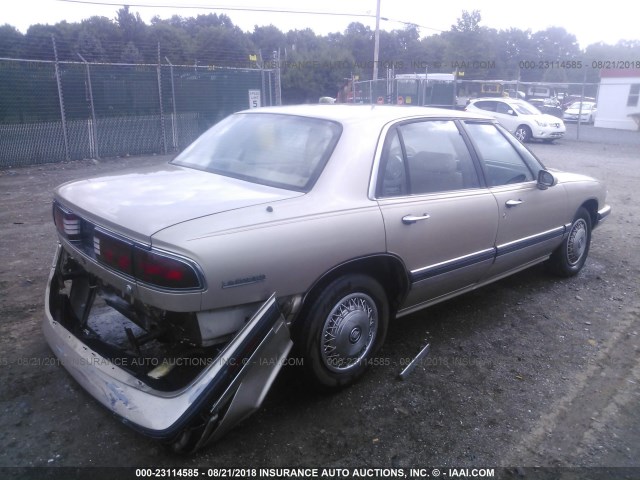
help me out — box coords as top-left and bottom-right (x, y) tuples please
(378, 120), (481, 196)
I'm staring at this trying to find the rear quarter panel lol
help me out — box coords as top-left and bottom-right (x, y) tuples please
(152, 197), (386, 310)
(152, 118), (389, 311)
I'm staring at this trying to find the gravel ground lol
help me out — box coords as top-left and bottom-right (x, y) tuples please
(0, 128), (639, 478)
(564, 123), (640, 144)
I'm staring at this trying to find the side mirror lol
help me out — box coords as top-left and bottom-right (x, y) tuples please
(507, 109), (515, 115)
(537, 170), (557, 190)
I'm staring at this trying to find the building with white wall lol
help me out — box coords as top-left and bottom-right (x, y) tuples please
(595, 69), (640, 131)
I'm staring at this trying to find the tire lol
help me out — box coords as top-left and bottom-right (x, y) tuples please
(547, 207), (592, 277)
(295, 274), (389, 389)
(514, 125), (532, 143)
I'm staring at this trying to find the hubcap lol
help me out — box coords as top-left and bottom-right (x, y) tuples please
(567, 219), (588, 265)
(349, 327), (362, 343)
(321, 293), (377, 372)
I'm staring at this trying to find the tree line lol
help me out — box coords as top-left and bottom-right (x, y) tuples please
(1, 8), (638, 103)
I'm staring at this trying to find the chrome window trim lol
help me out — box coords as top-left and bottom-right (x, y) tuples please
(368, 116), (492, 201)
(368, 120), (404, 201)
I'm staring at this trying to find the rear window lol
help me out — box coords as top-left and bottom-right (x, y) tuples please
(172, 113), (342, 192)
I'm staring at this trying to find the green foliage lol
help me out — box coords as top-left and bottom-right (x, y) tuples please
(496, 28), (535, 79)
(23, 23), (81, 60)
(147, 23), (194, 65)
(343, 22), (374, 66)
(2, 8), (640, 100)
(116, 6), (146, 46)
(120, 41), (143, 63)
(443, 11), (498, 79)
(76, 28), (107, 62)
(194, 25), (254, 67)
(451, 10), (482, 33)
(281, 43), (354, 103)
(0, 24), (23, 58)
(583, 40), (640, 83)
(251, 25), (287, 58)
(79, 16), (123, 61)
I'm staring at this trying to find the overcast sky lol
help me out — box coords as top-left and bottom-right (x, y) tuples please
(4, 0), (639, 49)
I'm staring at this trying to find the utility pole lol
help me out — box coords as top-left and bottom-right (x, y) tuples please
(372, 0), (381, 81)
(273, 49), (282, 106)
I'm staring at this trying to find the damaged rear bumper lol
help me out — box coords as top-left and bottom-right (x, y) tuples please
(43, 244), (292, 452)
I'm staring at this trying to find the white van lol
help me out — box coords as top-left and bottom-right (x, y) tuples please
(527, 85), (555, 98)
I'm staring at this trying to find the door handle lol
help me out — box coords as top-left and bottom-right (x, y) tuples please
(505, 199), (523, 208)
(402, 214), (431, 224)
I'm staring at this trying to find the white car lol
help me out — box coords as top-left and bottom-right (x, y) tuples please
(563, 102), (597, 124)
(466, 98), (566, 143)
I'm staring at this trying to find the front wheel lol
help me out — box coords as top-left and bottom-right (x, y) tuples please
(547, 207), (592, 277)
(295, 275), (389, 389)
(514, 125), (532, 143)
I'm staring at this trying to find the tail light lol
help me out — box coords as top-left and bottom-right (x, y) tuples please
(53, 203), (81, 240)
(93, 230), (134, 276)
(93, 230), (201, 290)
(133, 248), (201, 290)
(55, 203), (203, 291)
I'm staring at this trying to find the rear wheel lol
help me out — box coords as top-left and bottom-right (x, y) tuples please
(295, 275), (389, 389)
(547, 207), (592, 277)
(514, 125), (532, 143)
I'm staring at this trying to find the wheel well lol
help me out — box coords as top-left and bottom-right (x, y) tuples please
(295, 255), (409, 325)
(580, 199), (598, 226)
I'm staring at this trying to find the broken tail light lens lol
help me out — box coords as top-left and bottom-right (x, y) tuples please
(55, 205), (203, 291)
(133, 247), (201, 290)
(94, 233), (201, 290)
(53, 202), (81, 240)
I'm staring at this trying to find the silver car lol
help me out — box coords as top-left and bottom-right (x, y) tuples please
(563, 101), (597, 124)
(44, 105), (610, 452)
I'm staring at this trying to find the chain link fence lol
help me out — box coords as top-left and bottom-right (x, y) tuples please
(351, 77), (457, 108)
(350, 75), (640, 137)
(0, 57), (279, 167)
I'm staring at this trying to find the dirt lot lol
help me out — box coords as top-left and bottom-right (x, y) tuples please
(1, 129), (639, 476)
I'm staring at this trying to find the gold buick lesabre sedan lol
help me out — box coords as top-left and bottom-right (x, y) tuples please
(44, 104), (610, 452)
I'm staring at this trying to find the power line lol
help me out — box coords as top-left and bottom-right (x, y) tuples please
(54, 0), (445, 33)
(55, 0), (382, 19)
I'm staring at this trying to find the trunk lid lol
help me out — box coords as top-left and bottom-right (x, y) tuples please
(55, 163), (302, 242)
